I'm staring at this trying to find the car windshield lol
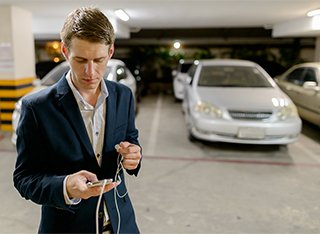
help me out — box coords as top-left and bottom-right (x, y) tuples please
(197, 65), (272, 87)
(41, 62), (70, 86)
(41, 63), (113, 86)
(180, 63), (193, 73)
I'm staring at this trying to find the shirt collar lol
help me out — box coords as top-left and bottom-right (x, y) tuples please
(65, 71), (109, 108)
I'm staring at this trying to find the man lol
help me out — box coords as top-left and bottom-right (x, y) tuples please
(13, 7), (141, 234)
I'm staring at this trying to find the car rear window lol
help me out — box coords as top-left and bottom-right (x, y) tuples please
(198, 65), (272, 87)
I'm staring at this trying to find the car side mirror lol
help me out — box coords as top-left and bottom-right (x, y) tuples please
(303, 81), (318, 90)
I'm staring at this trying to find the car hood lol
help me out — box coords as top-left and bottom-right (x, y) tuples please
(24, 85), (48, 98)
(196, 86), (289, 110)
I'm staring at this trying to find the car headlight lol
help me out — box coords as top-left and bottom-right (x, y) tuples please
(276, 103), (299, 120)
(194, 101), (222, 118)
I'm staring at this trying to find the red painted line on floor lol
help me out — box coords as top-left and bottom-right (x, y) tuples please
(143, 155), (320, 168)
(2, 150), (319, 168)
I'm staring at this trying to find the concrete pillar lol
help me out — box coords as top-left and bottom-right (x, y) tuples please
(0, 6), (35, 131)
(314, 37), (320, 62)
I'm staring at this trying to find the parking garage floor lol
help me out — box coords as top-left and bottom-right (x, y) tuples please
(1, 93), (320, 234)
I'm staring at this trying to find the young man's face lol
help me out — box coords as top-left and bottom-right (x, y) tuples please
(62, 37), (114, 92)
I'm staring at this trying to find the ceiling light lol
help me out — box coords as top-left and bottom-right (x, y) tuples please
(312, 15), (320, 30)
(114, 9), (130, 21)
(173, 41), (181, 49)
(307, 8), (320, 17)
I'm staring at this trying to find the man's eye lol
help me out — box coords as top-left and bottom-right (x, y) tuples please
(94, 58), (105, 63)
(76, 59), (87, 63)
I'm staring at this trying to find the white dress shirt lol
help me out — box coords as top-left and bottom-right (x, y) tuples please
(62, 72), (109, 216)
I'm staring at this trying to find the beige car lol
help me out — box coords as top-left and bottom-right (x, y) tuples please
(275, 62), (320, 127)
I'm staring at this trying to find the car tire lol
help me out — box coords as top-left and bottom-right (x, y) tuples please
(174, 96), (181, 103)
(188, 131), (197, 142)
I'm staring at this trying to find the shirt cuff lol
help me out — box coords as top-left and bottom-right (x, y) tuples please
(63, 176), (81, 205)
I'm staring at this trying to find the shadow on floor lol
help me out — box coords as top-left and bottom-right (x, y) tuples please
(301, 120), (320, 144)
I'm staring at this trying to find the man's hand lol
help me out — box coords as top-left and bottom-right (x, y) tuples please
(116, 142), (141, 170)
(66, 170), (119, 200)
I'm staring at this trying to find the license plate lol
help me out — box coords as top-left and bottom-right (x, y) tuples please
(238, 127), (265, 139)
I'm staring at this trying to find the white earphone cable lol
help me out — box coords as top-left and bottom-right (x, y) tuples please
(95, 145), (128, 234)
(95, 179), (107, 234)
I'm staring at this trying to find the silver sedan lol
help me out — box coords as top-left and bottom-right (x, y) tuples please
(11, 59), (137, 144)
(182, 59), (302, 145)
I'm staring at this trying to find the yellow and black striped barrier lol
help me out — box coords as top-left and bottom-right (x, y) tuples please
(0, 77), (34, 131)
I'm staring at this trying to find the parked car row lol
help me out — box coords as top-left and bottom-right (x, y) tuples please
(178, 59), (302, 145)
(13, 58), (319, 146)
(11, 59), (137, 144)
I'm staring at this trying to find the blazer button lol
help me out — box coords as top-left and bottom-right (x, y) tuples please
(99, 211), (104, 219)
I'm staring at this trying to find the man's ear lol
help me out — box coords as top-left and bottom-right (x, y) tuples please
(108, 44), (115, 58)
(61, 42), (69, 60)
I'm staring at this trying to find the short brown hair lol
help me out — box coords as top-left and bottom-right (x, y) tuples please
(60, 7), (115, 49)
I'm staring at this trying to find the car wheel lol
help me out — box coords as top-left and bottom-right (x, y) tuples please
(188, 130), (197, 142)
(275, 144), (287, 151)
(174, 96), (181, 103)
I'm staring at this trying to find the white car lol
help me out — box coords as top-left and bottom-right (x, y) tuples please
(275, 62), (320, 127)
(11, 59), (137, 144)
(182, 59), (302, 145)
(172, 59), (194, 100)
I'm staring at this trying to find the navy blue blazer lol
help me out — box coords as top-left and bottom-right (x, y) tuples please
(13, 76), (141, 233)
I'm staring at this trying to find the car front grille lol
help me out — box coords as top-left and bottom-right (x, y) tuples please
(228, 110), (272, 120)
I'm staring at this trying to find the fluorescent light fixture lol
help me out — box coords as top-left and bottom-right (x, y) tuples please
(307, 8), (320, 17)
(312, 15), (320, 30)
(114, 9), (130, 21)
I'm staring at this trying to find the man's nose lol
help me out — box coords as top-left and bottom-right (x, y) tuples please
(85, 61), (94, 78)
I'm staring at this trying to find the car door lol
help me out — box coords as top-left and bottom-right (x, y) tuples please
(297, 67), (320, 123)
(278, 67), (305, 105)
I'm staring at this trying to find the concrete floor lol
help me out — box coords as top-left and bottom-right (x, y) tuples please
(1, 93), (320, 234)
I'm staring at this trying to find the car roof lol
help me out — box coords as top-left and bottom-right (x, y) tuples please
(198, 59), (258, 67)
(107, 59), (125, 66)
(179, 59), (194, 64)
(291, 62), (320, 69)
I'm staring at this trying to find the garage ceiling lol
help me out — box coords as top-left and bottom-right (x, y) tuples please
(0, 0), (320, 38)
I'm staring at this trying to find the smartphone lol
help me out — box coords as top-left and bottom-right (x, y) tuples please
(86, 179), (113, 188)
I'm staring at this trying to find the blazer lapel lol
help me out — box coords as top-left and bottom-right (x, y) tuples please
(54, 77), (95, 157)
(104, 81), (117, 151)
